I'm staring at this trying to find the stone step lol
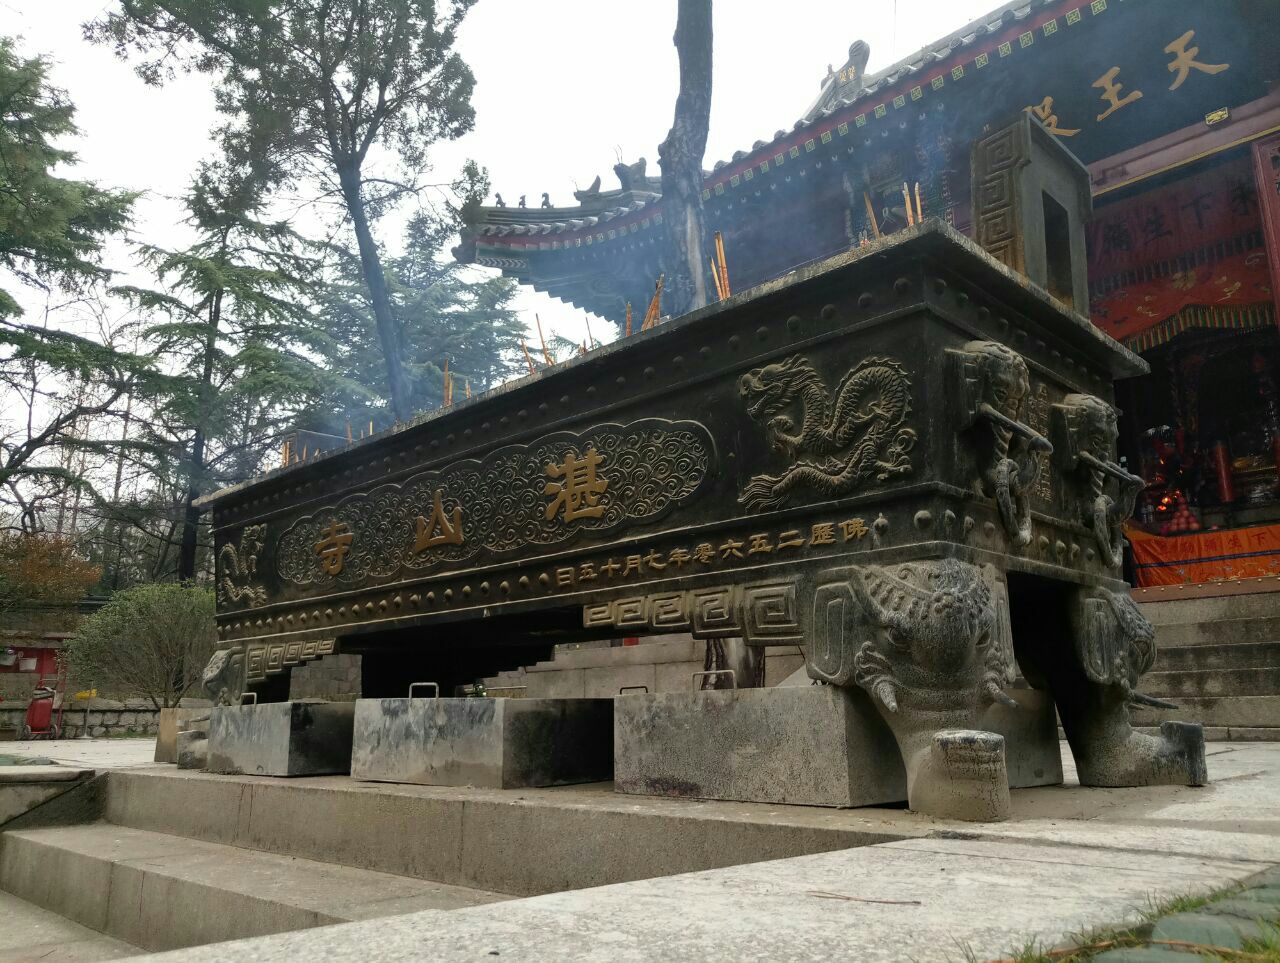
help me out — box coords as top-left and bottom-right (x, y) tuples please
(1155, 641), (1280, 673)
(0, 823), (504, 953)
(1138, 591), (1280, 626)
(0, 889), (137, 962)
(100, 767), (909, 898)
(1153, 616), (1280, 648)
(1142, 667), (1280, 700)
(0, 765), (94, 826)
(1129, 695), (1280, 730)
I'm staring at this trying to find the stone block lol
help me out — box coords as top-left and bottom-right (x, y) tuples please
(615, 684), (907, 807)
(351, 697), (613, 789)
(207, 702), (355, 777)
(155, 708), (204, 763)
(615, 684), (1061, 808)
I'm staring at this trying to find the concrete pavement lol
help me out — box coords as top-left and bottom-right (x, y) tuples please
(1, 738), (158, 771)
(122, 742), (1280, 962)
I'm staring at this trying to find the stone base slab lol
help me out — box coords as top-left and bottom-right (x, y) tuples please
(207, 701), (355, 777)
(614, 684), (1061, 808)
(351, 697), (613, 789)
(155, 708), (206, 764)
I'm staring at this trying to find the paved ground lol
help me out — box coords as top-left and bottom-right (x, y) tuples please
(3, 738), (1278, 960)
(0, 890), (137, 962)
(122, 742), (1280, 962)
(0, 737), (158, 771)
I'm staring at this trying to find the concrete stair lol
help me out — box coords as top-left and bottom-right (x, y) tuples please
(0, 823), (500, 953)
(0, 758), (905, 955)
(0, 889), (135, 962)
(0, 778), (507, 954)
(483, 636), (805, 697)
(1132, 590), (1280, 738)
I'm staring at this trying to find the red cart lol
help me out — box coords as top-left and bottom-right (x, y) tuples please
(20, 657), (67, 740)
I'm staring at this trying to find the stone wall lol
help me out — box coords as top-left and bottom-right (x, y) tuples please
(289, 654), (362, 702)
(0, 698), (163, 738)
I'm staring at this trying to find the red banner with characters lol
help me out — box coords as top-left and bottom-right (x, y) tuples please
(1088, 157), (1260, 277)
(1128, 523), (1280, 586)
(1088, 155), (1273, 348)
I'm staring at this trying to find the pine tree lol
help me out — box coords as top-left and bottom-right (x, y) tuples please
(0, 37), (135, 320)
(116, 163), (331, 580)
(303, 209), (525, 434)
(0, 37), (149, 530)
(89, 0), (482, 421)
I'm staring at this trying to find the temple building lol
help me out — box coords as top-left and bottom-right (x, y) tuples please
(455, 0), (1280, 587)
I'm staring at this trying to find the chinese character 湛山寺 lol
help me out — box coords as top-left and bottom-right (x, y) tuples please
(314, 521), (354, 576)
(544, 447), (609, 522)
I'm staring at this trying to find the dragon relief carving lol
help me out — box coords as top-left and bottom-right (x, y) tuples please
(948, 341), (1052, 546)
(737, 355), (917, 510)
(1053, 393), (1144, 569)
(217, 524), (267, 609)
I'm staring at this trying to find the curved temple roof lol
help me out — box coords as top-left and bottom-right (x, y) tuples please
(457, 0), (1065, 237)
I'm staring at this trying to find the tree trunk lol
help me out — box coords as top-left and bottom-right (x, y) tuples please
(177, 431), (204, 582)
(108, 388), (134, 589)
(178, 282), (223, 582)
(340, 166), (414, 421)
(658, 0), (714, 318)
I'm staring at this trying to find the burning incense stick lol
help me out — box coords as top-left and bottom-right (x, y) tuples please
(520, 339), (537, 374)
(863, 192), (881, 239)
(346, 421), (353, 444)
(715, 231), (730, 298)
(914, 182), (924, 223)
(710, 256), (726, 301)
(902, 182), (915, 226)
(642, 275), (664, 330)
(625, 302), (633, 337)
(584, 314), (596, 350)
(535, 314), (552, 365)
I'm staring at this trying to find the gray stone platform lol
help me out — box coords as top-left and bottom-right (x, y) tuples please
(126, 742), (1280, 963)
(352, 697), (612, 788)
(207, 702), (354, 777)
(614, 683), (1061, 807)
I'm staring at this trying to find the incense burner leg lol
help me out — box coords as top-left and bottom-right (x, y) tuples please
(810, 558), (1018, 821)
(1054, 586), (1206, 788)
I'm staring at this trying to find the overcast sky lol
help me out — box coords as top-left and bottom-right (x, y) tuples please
(5, 0), (999, 349)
